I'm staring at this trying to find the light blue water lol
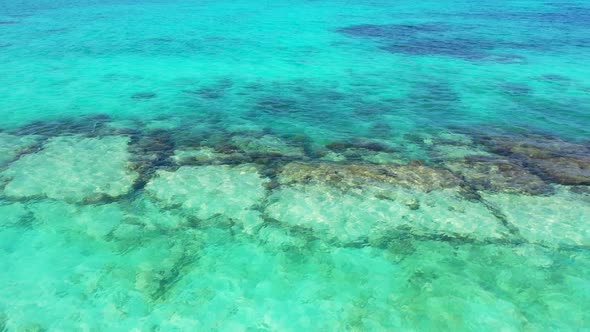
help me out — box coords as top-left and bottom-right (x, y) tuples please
(1, 0), (590, 330)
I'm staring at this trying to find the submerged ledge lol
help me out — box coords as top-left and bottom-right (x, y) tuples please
(0, 115), (589, 251)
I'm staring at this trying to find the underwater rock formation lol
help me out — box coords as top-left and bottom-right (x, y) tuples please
(277, 162), (462, 192)
(445, 156), (551, 194)
(1, 135), (138, 203)
(478, 134), (590, 185)
(0, 133), (40, 166)
(230, 134), (306, 159)
(534, 156), (590, 185)
(145, 165), (268, 233)
(127, 128), (177, 190)
(484, 188), (590, 247)
(266, 184), (509, 245)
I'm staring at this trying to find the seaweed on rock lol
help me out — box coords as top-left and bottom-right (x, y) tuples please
(477, 134), (590, 185)
(445, 156), (552, 195)
(277, 161), (462, 192)
(128, 129), (177, 191)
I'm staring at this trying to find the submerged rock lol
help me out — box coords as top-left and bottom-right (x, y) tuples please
(479, 134), (587, 158)
(478, 134), (590, 185)
(430, 144), (493, 160)
(128, 129), (176, 188)
(1, 135), (138, 203)
(266, 184), (508, 244)
(0, 133), (40, 166)
(445, 156), (551, 194)
(325, 139), (395, 153)
(172, 146), (251, 165)
(231, 134), (306, 158)
(534, 156), (590, 185)
(125, 195), (189, 231)
(320, 140), (404, 164)
(173, 147), (225, 164)
(319, 147), (405, 164)
(277, 162), (462, 191)
(484, 188), (590, 247)
(145, 165), (268, 232)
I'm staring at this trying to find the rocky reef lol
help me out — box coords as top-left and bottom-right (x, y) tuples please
(477, 134), (590, 185)
(0, 115), (588, 251)
(276, 162), (461, 192)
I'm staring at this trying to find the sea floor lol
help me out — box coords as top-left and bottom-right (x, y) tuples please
(1, 0), (590, 330)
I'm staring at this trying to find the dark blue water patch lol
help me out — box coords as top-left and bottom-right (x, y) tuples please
(545, 2), (580, 6)
(538, 8), (590, 27)
(255, 96), (300, 115)
(9, 114), (113, 137)
(337, 22), (540, 61)
(459, 5), (590, 28)
(407, 81), (460, 110)
(380, 37), (489, 59)
(539, 74), (570, 81)
(131, 92), (157, 100)
(481, 54), (528, 64)
(43, 27), (71, 33)
(185, 87), (224, 100)
(352, 103), (392, 119)
(183, 78), (234, 100)
(337, 22), (450, 38)
(368, 122), (394, 139)
(0, 21), (19, 25)
(500, 83), (532, 96)
(8, 13), (33, 18)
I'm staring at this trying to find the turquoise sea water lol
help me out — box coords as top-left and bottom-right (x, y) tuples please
(1, 0), (590, 330)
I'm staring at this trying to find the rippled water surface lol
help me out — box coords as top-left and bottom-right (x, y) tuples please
(1, 0), (590, 330)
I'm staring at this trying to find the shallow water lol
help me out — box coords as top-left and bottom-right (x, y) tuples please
(1, 0), (590, 330)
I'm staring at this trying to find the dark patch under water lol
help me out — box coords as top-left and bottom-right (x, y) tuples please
(183, 78), (234, 100)
(128, 129), (177, 190)
(10, 114), (112, 137)
(540, 74), (570, 81)
(404, 81), (461, 117)
(336, 23), (450, 38)
(449, 4), (590, 28)
(500, 82), (532, 96)
(131, 92), (157, 100)
(255, 96), (300, 114)
(4, 113), (590, 195)
(336, 22), (571, 60)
